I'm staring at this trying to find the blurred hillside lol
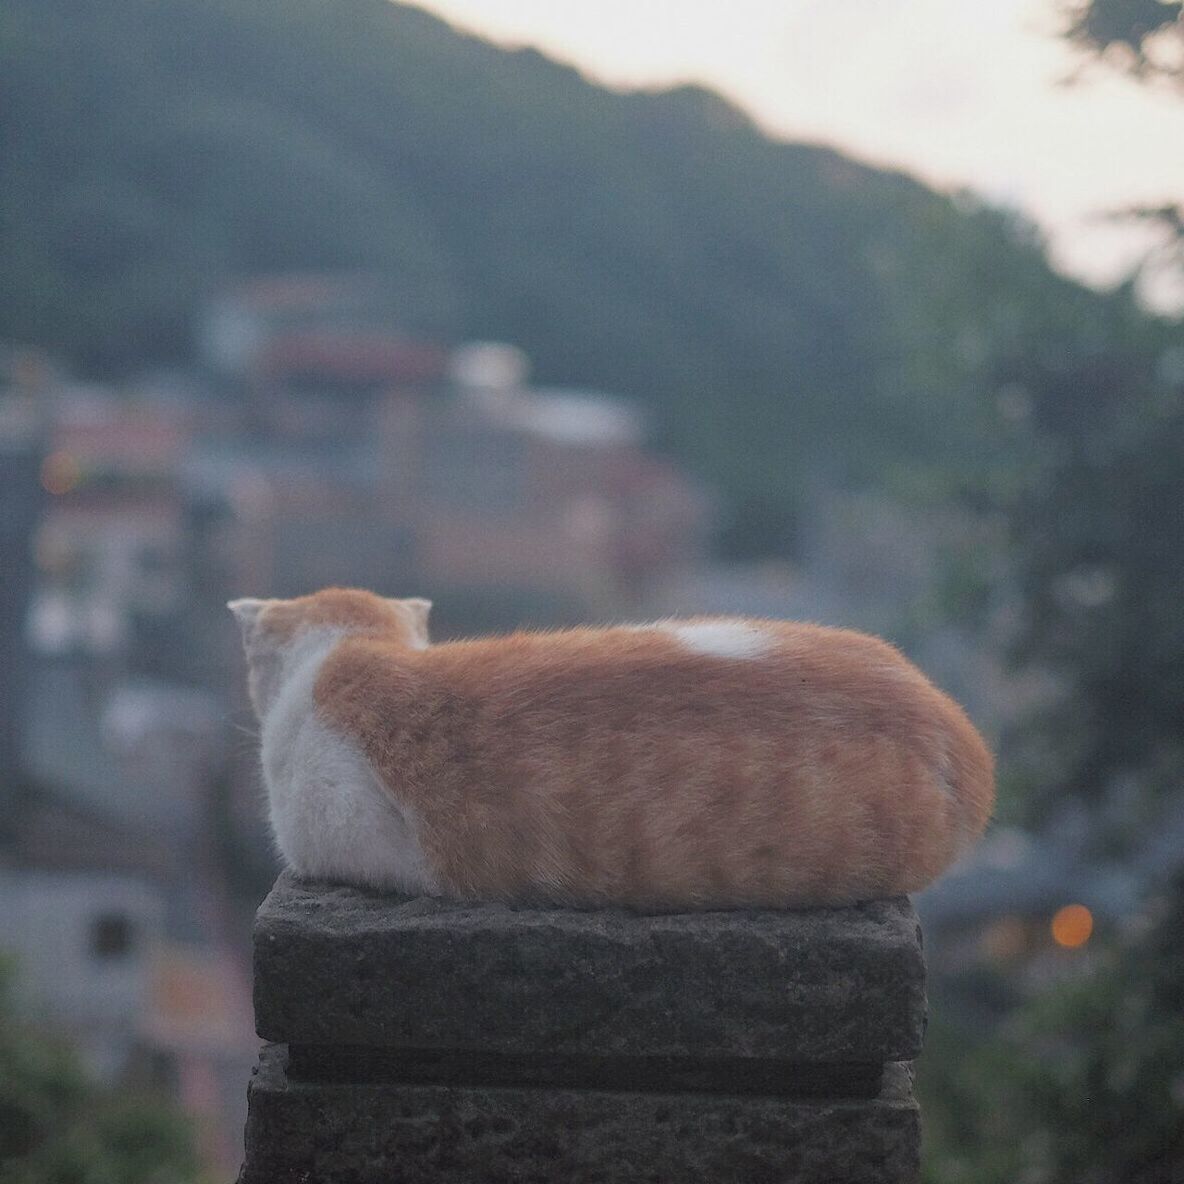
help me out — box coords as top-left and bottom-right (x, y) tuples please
(4, 0), (1177, 554)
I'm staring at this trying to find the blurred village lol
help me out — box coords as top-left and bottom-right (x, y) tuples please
(1, 273), (1181, 1174)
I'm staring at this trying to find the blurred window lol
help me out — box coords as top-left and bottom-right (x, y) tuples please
(91, 913), (134, 959)
(137, 542), (173, 577)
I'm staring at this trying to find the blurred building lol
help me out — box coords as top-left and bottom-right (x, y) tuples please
(14, 380), (225, 846)
(0, 836), (252, 1172)
(0, 865), (165, 1081)
(378, 374), (710, 627)
(193, 279), (713, 630)
(0, 348), (252, 1178)
(26, 388), (191, 669)
(0, 347), (49, 811)
(199, 273), (445, 441)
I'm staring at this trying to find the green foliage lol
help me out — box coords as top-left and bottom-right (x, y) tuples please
(0, 961), (200, 1184)
(921, 881), (1184, 1184)
(921, 13), (1184, 1175)
(991, 293), (1184, 816)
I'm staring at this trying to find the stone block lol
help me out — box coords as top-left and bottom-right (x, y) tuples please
(241, 873), (927, 1182)
(254, 871), (926, 1063)
(240, 1044), (920, 1184)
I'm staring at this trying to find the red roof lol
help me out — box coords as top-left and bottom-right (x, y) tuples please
(262, 332), (446, 384)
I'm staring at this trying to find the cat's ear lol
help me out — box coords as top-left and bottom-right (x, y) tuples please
(228, 598), (268, 645)
(228, 599), (284, 718)
(390, 597), (432, 646)
(401, 597), (432, 623)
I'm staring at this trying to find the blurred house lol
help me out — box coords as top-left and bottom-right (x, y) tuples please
(15, 380), (225, 847)
(190, 274), (449, 615)
(199, 273), (446, 443)
(0, 351), (252, 1178)
(379, 364), (711, 626)
(0, 864), (165, 1082)
(2, 354), (177, 1096)
(0, 813), (252, 1174)
(194, 280), (713, 630)
(27, 388), (190, 669)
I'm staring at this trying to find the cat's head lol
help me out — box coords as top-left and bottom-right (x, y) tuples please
(228, 587), (431, 717)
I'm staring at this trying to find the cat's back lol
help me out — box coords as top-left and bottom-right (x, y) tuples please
(441, 616), (947, 720)
(317, 615), (899, 706)
(315, 615), (960, 731)
(313, 616), (993, 907)
(314, 615), (981, 793)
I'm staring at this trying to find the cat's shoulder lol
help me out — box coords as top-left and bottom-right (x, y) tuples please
(312, 633), (422, 709)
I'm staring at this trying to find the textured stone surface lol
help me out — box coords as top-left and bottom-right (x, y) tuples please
(239, 1043), (921, 1184)
(254, 872), (926, 1062)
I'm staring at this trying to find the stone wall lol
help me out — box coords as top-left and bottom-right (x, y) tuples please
(239, 872), (926, 1183)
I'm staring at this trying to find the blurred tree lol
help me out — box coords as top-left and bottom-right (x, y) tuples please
(1064, 1), (1183, 265)
(1011, 874), (1184, 1184)
(921, 874), (1184, 1184)
(996, 307), (1184, 817)
(0, 962), (200, 1184)
(1001, 0), (1184, 818)
(1064, 0), (1183, 81)
(918, 12), (1184, 1174)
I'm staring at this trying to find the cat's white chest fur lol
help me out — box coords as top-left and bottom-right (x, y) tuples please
(257, 628), (436, 893)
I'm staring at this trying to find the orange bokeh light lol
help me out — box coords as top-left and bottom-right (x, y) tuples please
(40, 450), (81, 495)
(1051, 904), (1093, 949)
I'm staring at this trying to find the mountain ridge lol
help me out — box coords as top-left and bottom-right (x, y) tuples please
(1, 0), (1157, 547)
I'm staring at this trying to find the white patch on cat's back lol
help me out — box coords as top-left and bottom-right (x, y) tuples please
(259, 627), (437, 894)
(665, 620), (771, 659)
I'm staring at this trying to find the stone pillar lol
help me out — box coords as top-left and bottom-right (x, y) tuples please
(239, 872), (925, 1183)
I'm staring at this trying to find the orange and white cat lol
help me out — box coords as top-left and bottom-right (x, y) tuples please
(230, 587), (993, 908)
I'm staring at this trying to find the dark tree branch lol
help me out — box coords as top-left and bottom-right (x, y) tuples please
(1063, 0), (1184, 81)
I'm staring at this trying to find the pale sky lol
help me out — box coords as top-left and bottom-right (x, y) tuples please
(411, 0), (1184, 310)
